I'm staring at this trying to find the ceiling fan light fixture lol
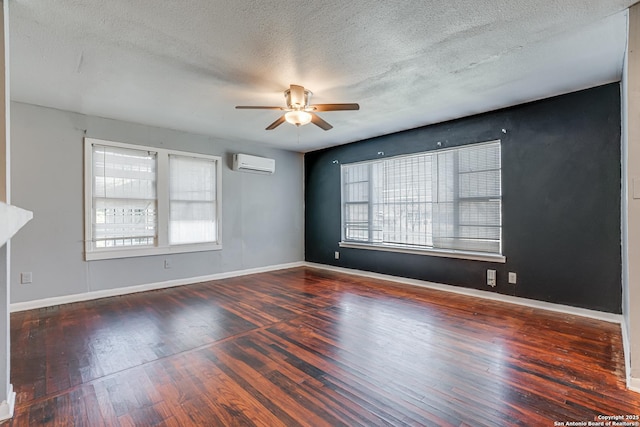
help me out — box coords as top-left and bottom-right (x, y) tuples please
(236, 84), (358, 131)
(285, 110), (312, 126)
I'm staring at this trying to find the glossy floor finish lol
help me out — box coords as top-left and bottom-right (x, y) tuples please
(7, 267), (640, 426)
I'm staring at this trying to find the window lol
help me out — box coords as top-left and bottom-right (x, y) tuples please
(169, 154), (217, 245)
(92, 144), (157, 249)
(340, 140), (503, 262)
(84, 138), (221, 260)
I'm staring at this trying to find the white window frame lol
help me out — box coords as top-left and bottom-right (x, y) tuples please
(84, 137), (222, 260)
(339, 140), (505, 263)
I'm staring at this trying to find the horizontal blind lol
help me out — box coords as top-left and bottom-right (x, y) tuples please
(169, 154), (217, 245)
(377, 154), (434, 247)
(341, 141), (501, 255)
(342, 163), (370, 241)
(92, 145), (157, 248)
(434, 143), (501, 254)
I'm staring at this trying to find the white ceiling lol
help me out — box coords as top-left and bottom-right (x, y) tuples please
(8, 1), (637, 152)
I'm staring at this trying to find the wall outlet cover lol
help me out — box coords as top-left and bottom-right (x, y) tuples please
(487, 269), (496, 287)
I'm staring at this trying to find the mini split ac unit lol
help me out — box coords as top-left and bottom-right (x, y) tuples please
(232, 153), (276, 174)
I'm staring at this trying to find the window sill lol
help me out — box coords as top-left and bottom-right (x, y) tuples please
(338, 241), (506, 263)
(85, 242), (222, 261)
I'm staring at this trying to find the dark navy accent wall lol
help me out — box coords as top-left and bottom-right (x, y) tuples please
(305, 83), (622, 313)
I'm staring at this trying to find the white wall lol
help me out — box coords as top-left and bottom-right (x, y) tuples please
(9, 102), (304, 303)
(0, 0), (13, 418)
(622, 9), (630, 372)
(624, 3), (640, 391)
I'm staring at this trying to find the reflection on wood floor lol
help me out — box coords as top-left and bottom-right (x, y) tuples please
(8, 267), (640, 426)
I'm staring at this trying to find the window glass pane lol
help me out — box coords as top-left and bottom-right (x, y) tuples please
(169, 155), (217, 245)
(459, 170), (501, 198)
(452, 143), (502, 253)
(436, 151), (455, 203)
(342, 163), (371, 242)
(344, 203), (369, 241)
(458, 143), (500, 172)
(92, 145), (157, 248)
(377, 155), (434, 246)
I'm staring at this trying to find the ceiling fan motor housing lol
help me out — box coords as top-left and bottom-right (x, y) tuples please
(284, 86), (312, 110)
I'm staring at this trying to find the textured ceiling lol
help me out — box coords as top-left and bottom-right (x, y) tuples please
(8, 0), (637, 152)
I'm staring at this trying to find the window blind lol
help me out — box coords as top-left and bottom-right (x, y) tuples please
(341, 141), (501, 255)
(342, 163), (370, 241)
(169, 154), (217, 245)
(92, 145), (157, 248)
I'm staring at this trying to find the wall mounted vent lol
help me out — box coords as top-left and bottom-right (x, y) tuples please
(233, 153), (275, 174)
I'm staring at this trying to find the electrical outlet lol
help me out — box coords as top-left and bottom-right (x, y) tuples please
(164, 259), (171, 269)
(20, 272), (32, 284)
(334, 251), (340, 260)
(508, 272), (517, 284)
(487, 269), (496, 287)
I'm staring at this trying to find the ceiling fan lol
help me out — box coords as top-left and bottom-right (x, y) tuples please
(235, 84), (359, 131)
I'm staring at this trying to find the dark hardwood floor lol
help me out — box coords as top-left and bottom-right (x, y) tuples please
(7, 267), (640, 426)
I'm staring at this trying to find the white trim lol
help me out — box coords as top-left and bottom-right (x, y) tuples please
(14, 260), (622, 322)
(84, 242), (222, 261)
(9, 261), (636, 394)
(83, 137), (223, 261)
(339, 241), (506, 263)
(157, 149), (170, 249)
(622, 6), (640, 397)
(10, 261), (305, 312)
(340, 140), (504, 261)
(0, 384), (15, 422)
(305, 262), (623, 324)
(622, 318), (633, 391)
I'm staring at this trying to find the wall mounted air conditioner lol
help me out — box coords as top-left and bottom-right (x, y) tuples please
(233, 153), (276, 174)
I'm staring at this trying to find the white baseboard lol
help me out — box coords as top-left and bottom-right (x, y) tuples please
(621, 318), (634, 392)
(10, 261), (305, 312)
(0, 384), (16, 422)
(305, 262), (623, 324)
(14, 260), (623, 323)
(8, 260), (637, 394)
(308, 263), (640, 390)
(11, 259), (624, 323)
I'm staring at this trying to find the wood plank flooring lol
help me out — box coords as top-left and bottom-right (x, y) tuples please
(7, 267), (640, 426)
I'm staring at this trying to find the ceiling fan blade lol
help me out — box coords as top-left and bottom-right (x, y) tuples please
(289, 84), (306, 107)
(311, 103), (360, 111)
(266, 115), (286, 130)
(235, 106), (284, 110)
(310, 113), (333, 131)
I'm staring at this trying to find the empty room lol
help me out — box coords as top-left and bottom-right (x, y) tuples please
(0, 0), (639, 425)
